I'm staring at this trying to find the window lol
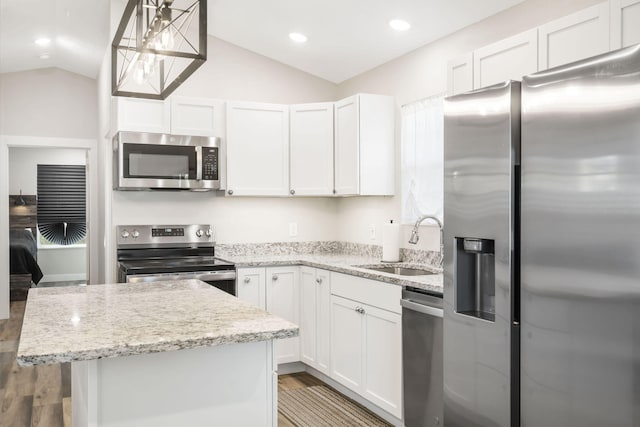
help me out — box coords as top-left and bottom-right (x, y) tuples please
(401, 94), (444, 224)
(37, 164), (87, 246)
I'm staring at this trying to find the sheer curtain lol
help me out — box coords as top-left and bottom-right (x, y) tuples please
(401, 94), (444, 224)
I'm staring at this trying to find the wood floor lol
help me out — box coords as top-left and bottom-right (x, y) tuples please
(0, 301), (71, 427)
(0, 300), (370, 427)
(278, 372), (327, 427)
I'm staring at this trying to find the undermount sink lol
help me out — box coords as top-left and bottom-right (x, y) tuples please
(359, 266), (437, 276)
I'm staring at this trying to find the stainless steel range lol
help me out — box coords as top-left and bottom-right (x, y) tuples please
(116, 224), (236, 295)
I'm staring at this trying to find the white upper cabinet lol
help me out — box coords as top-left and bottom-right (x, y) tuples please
(112, 96), (224, 137)
(170, 96), (225, 137)
(539, 2), (610, 70)
(334, 94), (395, 196)
(334, 96), (360, 195)
(289, 103), (334, 196)
(226, 101), (289, 196)
(473, 28), (538, 89)
(447, 53), (474, 96)
(611, 0), (640, 49)
(112, 97), (171, 134)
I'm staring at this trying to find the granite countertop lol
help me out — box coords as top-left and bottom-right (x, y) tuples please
(17, 279), (298, 366)
(217, 252), (443, 295)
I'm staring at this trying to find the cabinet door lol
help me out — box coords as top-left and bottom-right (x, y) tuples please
(266, 267), (299, 364)
(170, 96), (225, 137)
(447, 53), (474, 95)
(362, 304), (402, 419)
(330, 295), (363, 392)
(299, 267), (317, 367)
(538, 2), (610, 70)
(290, 103), (334, 196)
(112, 97), (170, 134)
(226, 102), (289, 196)
(315, 269), (331, 376)
(611, 0), (640, 49)
(334, 96), (359, 196)
(473, 28), (538, 89)
(236, 268), (266, 309)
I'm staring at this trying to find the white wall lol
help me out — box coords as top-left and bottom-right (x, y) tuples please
(334, 0), (602, 252)
(9, 147), (86, 193)
(8, 147), (87, 282)
(174, 37), (338, 103)
(0, 68), (97, 139)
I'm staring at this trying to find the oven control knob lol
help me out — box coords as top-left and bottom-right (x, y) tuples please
(121, 230), (130, 239)
(205, 228), (212, 238)
(132, 230), (140, 239)
(196, 229), (203, 238)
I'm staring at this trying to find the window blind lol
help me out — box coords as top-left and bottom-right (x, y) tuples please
(37, 164), (86, 245)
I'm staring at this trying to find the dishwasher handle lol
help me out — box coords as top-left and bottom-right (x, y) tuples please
(401, 298), (444, 318)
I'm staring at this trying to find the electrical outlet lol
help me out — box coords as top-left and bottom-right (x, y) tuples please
(289, 222), (298, 237)
(368, 224), (376, 240)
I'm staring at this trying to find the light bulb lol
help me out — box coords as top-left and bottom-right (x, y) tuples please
(159, 25), (175, 50)
(133, 58), (149, 85)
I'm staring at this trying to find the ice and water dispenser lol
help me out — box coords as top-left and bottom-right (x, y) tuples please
(455, 237), (496, 321)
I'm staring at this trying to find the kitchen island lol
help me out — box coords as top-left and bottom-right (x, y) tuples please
(17, 279), (298, 427)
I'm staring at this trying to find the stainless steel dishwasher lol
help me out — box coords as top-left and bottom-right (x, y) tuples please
(401, 287), (443, 427)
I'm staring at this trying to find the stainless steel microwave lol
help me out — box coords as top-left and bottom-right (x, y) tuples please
(113, 131), (221, 191)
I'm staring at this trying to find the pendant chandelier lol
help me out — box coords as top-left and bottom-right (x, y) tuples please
(112, 0), (206, 100)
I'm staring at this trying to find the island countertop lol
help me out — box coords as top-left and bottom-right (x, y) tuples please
(17, 279), (299, 366)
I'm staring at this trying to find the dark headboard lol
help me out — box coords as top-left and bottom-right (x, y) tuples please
(9, 195), (37, 234)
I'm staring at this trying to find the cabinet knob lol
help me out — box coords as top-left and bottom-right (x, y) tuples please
(227, 189), (234, 195)
(316, 277), (323, 284)
(272, 275), (278, 281)
(355, 306), (365, 314)
(290, 189), (295, 195)
(244, 277), (251, 284)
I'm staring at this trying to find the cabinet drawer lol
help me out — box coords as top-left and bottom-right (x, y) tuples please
(330, 272), (401, 314)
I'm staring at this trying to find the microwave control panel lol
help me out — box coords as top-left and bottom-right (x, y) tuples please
(202, 147), (218, 181)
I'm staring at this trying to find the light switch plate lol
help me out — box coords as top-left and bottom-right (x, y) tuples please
(368, 224), (376, 240)
(289, 222), (298, 237)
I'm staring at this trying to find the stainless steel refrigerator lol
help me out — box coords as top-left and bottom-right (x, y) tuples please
(443, 44), (640, 427)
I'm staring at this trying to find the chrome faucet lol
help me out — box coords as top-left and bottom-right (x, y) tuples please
(409, 215), (444, 258)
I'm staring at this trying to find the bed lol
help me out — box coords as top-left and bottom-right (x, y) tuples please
(9, 194), (43, 300)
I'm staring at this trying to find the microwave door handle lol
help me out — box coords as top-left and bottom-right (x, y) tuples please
(195, 146), (202, 181)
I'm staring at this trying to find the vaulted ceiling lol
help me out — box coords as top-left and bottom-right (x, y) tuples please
(0, 0), (524, 81)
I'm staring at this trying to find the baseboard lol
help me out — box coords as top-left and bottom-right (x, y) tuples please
(40, 273), (87, 283)
(277, 362), (306, 375)
(278, 363), (405, 427)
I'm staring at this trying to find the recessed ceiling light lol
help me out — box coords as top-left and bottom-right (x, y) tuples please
(389, 19), (411, 31)
(35, 37), (51, 46)
(289, 32), (308, 43)
(39, 53), (50, 60)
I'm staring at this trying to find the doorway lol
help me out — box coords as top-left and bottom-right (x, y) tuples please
(0, 135), (98, 319)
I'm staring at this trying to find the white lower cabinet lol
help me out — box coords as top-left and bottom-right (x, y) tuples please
(330, 272), (403, 419)
(237, 268), (266, 308)
(267, 267), (300, 364)
(299, 267), (331, 375)
(236, 266), (299, 365)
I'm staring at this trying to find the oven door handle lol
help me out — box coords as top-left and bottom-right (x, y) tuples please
(126, 270), (236, 284)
